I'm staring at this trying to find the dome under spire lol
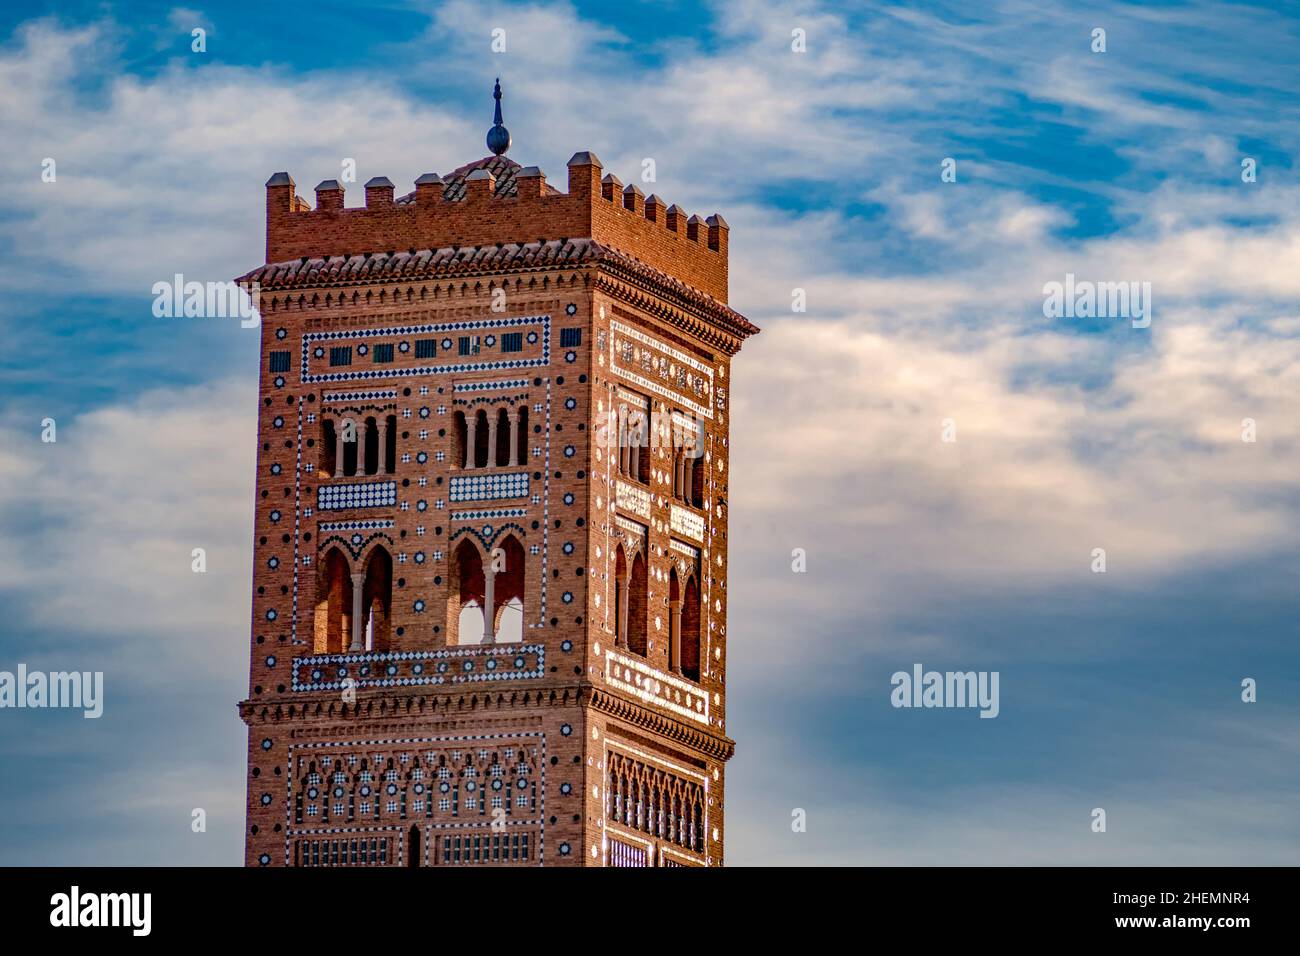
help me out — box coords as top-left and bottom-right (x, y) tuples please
(486, 78), (511, 157)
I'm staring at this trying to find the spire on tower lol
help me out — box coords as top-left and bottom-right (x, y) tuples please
(486, 78), (511, 157)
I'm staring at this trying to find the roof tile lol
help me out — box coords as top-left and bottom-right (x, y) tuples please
(236, 238), (759, 340)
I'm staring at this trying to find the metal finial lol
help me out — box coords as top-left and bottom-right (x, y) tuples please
(487, 78), (511, 156)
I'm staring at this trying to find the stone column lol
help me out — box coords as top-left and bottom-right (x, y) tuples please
(482, 562), (496, 644)
(683, 451), (694, 504)
(335, 420), (345, 476)
(486, 410), (498, 468)
(349, 572), (366, 651)
(508, 407), (520, 467)
(464, 413), (477, 469)
(378, 417), (389, 474)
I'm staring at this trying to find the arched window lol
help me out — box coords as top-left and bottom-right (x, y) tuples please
(363, 416), (379, 476)
(668, 569), (681, 672)
(671, 425), (704, 507)
(321, 419), (337, 477)
(453, 411), (469, 469)
(473, 409), (490, 468)
(618, 406), (630, 477)
(448, 539), (485, 645)
(408, 825), (421, 868)
(494, 408), (511, 467)
(688, 453), (704, 508)
(636, 414), (651, 484)
(341, 417), (359, 476)
(362, 546), (392, 651)
(314, 547), (353, 653)
(490, 534), (526, 643)
(614, 544), (628, 646)
(627, 551), (648, 656)
(681, 574), (701, 682)
(669, 416), (704, 506)
(628, 413), (643, 482)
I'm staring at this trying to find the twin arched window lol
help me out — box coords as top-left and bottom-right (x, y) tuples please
(448, 535), (526, 644)
(315, 545), (393, 653)
(614, 545), (648, 655)
(614, 543), (701, 682)
(321, 414), (396, 478)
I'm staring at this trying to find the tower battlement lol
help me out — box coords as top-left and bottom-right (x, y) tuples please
(264, 152), (730, 303)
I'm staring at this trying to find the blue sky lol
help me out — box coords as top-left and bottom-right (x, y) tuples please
(1, 0), (1298, 864)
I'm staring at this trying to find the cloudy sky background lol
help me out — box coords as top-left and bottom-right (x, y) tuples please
(1, 0), (1297, 864)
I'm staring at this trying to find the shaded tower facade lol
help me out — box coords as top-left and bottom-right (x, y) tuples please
(237, 110), (758, 867)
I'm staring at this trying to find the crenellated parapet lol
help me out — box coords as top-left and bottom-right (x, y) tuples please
(264, 152), (730, 304)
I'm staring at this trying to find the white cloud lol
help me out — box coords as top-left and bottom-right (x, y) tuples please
(0, 377), (255, 686)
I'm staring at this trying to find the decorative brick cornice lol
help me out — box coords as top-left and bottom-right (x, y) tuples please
(238, 685), (583, 724)
(236, 238), (758, 353)
(594, 273), (749, 356)
(587, 688), (735, 761)
(239, 683), (736, 761)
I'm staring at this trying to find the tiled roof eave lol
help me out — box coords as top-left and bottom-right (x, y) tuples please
(234, 239), (758, 346)
(592, 274), (751, 356)
(235, 240), (596, 290)
(590, 252), (759, 341)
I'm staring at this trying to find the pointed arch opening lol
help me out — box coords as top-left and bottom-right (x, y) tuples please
(627, 551), (648, 656)
(341, 416), (359, 476)
(494, 408), (511, 467)
(681, 574), (701, 682)
(448, 538), (485, 645)
(614, 544), (628, 647)
(362, 546), (392, 651)
(408, 825), (421, 867)
(321, 419), (337, 477)
(473, 409), (490, 468)
(314, 547), (353, 654)
(490, 534), (526, 644)
(363, 416), (379, 476)
(687, 452), (704, 508)
(454, 411), (469, 469)
(668, 568), (681, 673)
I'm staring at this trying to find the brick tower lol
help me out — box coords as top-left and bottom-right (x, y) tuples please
(236, 83), (758, 867)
